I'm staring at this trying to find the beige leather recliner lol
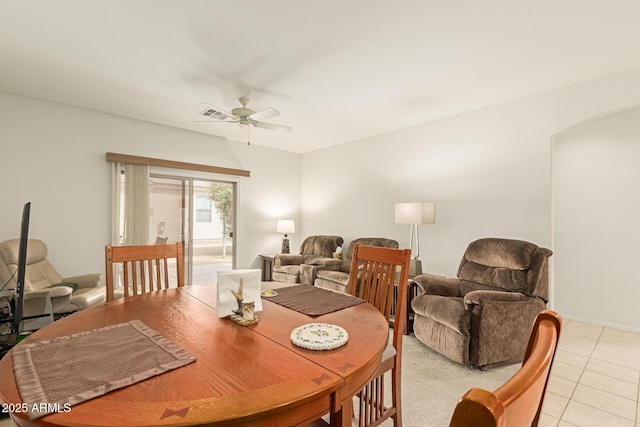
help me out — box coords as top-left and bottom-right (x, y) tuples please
(0, 239), (105, 314)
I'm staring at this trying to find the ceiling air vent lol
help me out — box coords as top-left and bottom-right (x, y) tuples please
(199, 108), (231, 121)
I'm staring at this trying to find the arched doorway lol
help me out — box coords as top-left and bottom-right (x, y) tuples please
(552, 106), (640, 331)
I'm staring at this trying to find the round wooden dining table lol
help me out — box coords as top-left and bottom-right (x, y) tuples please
(0, 283), (389, 427)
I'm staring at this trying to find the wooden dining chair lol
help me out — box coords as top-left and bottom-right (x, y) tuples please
(449, 310), (562, 427)
(345, 244), (412, 427)
(306, 244), (411, 427)
(105, 242), (184, 301)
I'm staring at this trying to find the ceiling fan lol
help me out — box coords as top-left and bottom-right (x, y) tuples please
(198, 97), (291, 144)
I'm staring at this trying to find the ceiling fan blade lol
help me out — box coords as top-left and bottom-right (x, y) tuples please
(200, 103), (237, 121)
(253, 121), (292, 133)
(249, 107), (280, 121)
(194, 119), (240, 123)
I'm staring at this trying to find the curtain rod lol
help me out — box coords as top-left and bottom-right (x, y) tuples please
(105, 152), (250, 178)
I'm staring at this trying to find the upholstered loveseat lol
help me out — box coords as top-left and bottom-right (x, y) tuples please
(314, 237), (399, 292)
(272, 235), (344, 285)
(411, 238), (552, 369)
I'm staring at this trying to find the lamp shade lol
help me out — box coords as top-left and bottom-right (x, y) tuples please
(276, 219), (295, 234)
(395, 202), (435, 225)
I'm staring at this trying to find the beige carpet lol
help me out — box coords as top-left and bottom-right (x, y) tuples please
(322, 332), (521, 427)
(0, 333), (520, 427)
(392, 333), (520, 427)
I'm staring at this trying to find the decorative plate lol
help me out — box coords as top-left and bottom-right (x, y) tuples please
(290, 323), (348, 351)
(260, 290), (278, 297)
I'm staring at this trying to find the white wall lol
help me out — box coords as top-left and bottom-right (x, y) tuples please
(302, 67), (640, 331)
(302, 95), (556, 276)
(0, 92), (300, 278)
(553, 106), (640, 330)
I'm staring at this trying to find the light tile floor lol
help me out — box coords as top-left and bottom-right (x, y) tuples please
(540, 319), (640, 427)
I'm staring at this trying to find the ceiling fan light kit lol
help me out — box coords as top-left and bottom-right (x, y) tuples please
(199, 97), (291, 145)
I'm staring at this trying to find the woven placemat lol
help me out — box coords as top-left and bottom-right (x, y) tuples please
(264, 284), (364, 316)
(12, 320), (196, 420)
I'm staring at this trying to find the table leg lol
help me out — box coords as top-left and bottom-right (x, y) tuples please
(405, 281), (417, 335)
(328, 404), (351, 427)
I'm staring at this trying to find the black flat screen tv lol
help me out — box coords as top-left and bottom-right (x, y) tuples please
(0, 202), (30, 356)
(11, 202), (31, 335)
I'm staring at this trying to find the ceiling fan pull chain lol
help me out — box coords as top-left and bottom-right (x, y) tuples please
(247, 123), (251, 146)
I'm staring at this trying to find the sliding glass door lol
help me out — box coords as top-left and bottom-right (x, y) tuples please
(111, 157), (244, 286)
(147, 175), (235, 285)
(190, 179), (235, 285)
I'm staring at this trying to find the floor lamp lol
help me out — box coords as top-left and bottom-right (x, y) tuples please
(276, 219), (295, 254)
(395, 202), (435, 277)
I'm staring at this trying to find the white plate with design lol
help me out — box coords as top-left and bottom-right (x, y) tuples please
(290, 323), (348, 351)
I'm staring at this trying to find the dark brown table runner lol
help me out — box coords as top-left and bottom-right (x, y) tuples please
(263, 285), (364, 316)
(12, 320), (196, 420)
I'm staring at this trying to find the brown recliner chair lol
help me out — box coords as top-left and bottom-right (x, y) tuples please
(314, 237), (399, 292)
(411, 238), (552, 370)
(272, 235), (344, 285)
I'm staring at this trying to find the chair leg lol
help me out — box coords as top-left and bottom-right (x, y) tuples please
(353, 372), (404, 427)
(391, 366), (402, 426)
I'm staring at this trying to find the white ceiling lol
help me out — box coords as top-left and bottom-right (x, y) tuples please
(3, 1), (640, 154)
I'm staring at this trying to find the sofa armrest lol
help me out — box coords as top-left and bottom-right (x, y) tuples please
(304, 257), (342, 267)
(23, 291), (54, 321)
(413, 274), (461, 297)
(273, 254), (304, 267)
(38, 286), (73, 298)
(299, 262), (341, 286)
(24, 290), (52, 300)
(299, 258), (341, 286)
(64, 273), (102, 289)
(463, 290), (536, 309)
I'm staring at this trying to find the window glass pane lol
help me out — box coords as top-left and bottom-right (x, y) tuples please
(196, 195), (212, 222)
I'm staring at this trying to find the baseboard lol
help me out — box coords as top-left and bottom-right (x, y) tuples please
(560, 313), (640, 334)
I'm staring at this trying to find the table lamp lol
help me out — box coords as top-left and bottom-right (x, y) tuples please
(395, 202), (435, 277)
(276, 219), (295, 254)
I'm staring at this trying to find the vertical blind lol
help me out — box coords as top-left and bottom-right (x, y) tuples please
(110, 162), (149, 245)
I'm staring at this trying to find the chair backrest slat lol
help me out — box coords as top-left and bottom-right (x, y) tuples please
(132, 262), (139, 296)
(156, 258), (162, 290)
(105, 242), (184, 301)
(140, 260), (147, 294)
